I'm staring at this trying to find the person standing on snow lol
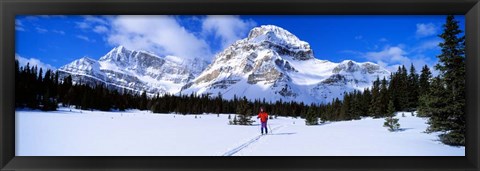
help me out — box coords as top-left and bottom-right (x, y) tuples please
(257, 107), (269, 135)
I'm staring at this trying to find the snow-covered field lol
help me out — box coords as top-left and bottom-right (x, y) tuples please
(16, 108), (465, 156)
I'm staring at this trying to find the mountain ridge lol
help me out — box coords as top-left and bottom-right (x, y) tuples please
(58, 25), (390, 104)
(57, 46), (209, 95)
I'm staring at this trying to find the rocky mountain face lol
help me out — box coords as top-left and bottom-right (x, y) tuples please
(58, 25), (389, 104)
(180, 25), (390, 104)
(57, 46), (209, 95)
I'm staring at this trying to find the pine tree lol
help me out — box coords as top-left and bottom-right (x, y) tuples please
(235, 97), (254, 125)
(15, 60), (21, 107)
(418, 65), (433, 117)
(40, 88), (57, 111)
(384, 117), (400, 132)
(339, 93), (351, 120)
(427, 15), (466, 146)
(379, 77), (389, 116)
(419, 65), (432, 96)
(398, 65), (409, 111)
(369, 77), (381, 117)
(81, 93), (89, 110)
(305, 107), (319, 125)
(422, 77), (449, 128)
(387, 99), (396, 117)
(360, 88), (372, 117)
(407, 63), (419, 111)
(139, 91), (148, 110)
(389, 67), (401, 111)
(383, 99), (400, 131)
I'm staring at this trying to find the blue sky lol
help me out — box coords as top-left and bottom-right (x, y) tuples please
(15, 15), (465, 73)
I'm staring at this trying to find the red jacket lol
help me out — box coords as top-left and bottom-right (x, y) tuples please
(257, 112), (268, 123)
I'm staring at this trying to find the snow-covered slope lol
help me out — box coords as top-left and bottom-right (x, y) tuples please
(16, 109), (465, 156)
(180, 25), (390, 104)
(57, 46), (209, 95)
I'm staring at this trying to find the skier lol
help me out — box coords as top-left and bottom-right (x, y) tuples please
(257, 107), (269, 135)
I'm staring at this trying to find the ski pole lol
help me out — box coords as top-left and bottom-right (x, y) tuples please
(268, 122), (272, 134)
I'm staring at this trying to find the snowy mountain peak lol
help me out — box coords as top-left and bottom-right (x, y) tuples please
(333, 60), (388, 75)
(247, 25), (299, 43)
(58, 46), (209, 96)
(246, 25), (313, 59)
(181, 25), (390, 104)
(335, 60), (361, 73)
(207, 25), (314, 65)
(61, 57), (99, 71)
(112, 45), (125, 52)
(77, 56), (97, 63)
(100, 46), (131, 62)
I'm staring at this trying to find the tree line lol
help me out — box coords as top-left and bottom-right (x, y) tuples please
(304, 63), (433, 122)
(15, 61), (152, 111)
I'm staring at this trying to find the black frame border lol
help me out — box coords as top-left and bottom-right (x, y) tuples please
(1, 0), (479, 170)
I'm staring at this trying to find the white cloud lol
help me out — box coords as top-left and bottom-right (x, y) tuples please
(15, 19), (25, 31)
(107, 15), (212, 60)
(83, 15), (108, 25)
(76, 35), (95, 42)
(365, 45), (410, 65)
(202, 15), (256, 48)
(75, 22), (90, 29)
(16, 27), (25, 31)
(416, 23), (437, 38)
(93, 25), (108, 33)
(379, 38), (388, 42)
(52, 30), (65, 35)
(76, 15), (109, 30)
(354, 35), (363, 40)
(359, 45), (439, 75)
(412, 39), (441, 53)
(412, 57), (438, 75)
(35, 27), (48, 33)
(15, 54), (56, 71)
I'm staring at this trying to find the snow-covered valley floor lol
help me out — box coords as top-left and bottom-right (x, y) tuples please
(16, 108), (465, 156)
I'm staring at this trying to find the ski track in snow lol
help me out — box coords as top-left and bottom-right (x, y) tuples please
(222, 125), (284, 156)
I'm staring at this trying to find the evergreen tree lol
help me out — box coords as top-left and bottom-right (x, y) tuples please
(40, 89), (57, 111)
(387, 99), (396, 117)
(305, 107), (319, 125)
(421, 77), (449, 127)
(384, 117), (400, 132)
(369, 77), (381, 117)
(426, 15), (466, 146)
(339, 93), (351, 120)
(139, 91), (148, 110)
(407, 63), (419, 111)
(234, 97), (254, 125)
(398, 65), (409, 110)
(387, 72), (399, 111)
(360, 88), (372, 117)
(384, 98), (400, 131)
(417, 65), (433, 117)
(379, 77), (389, 116)
(418, 65), (432, 96)
(81, 92), (89, 110)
